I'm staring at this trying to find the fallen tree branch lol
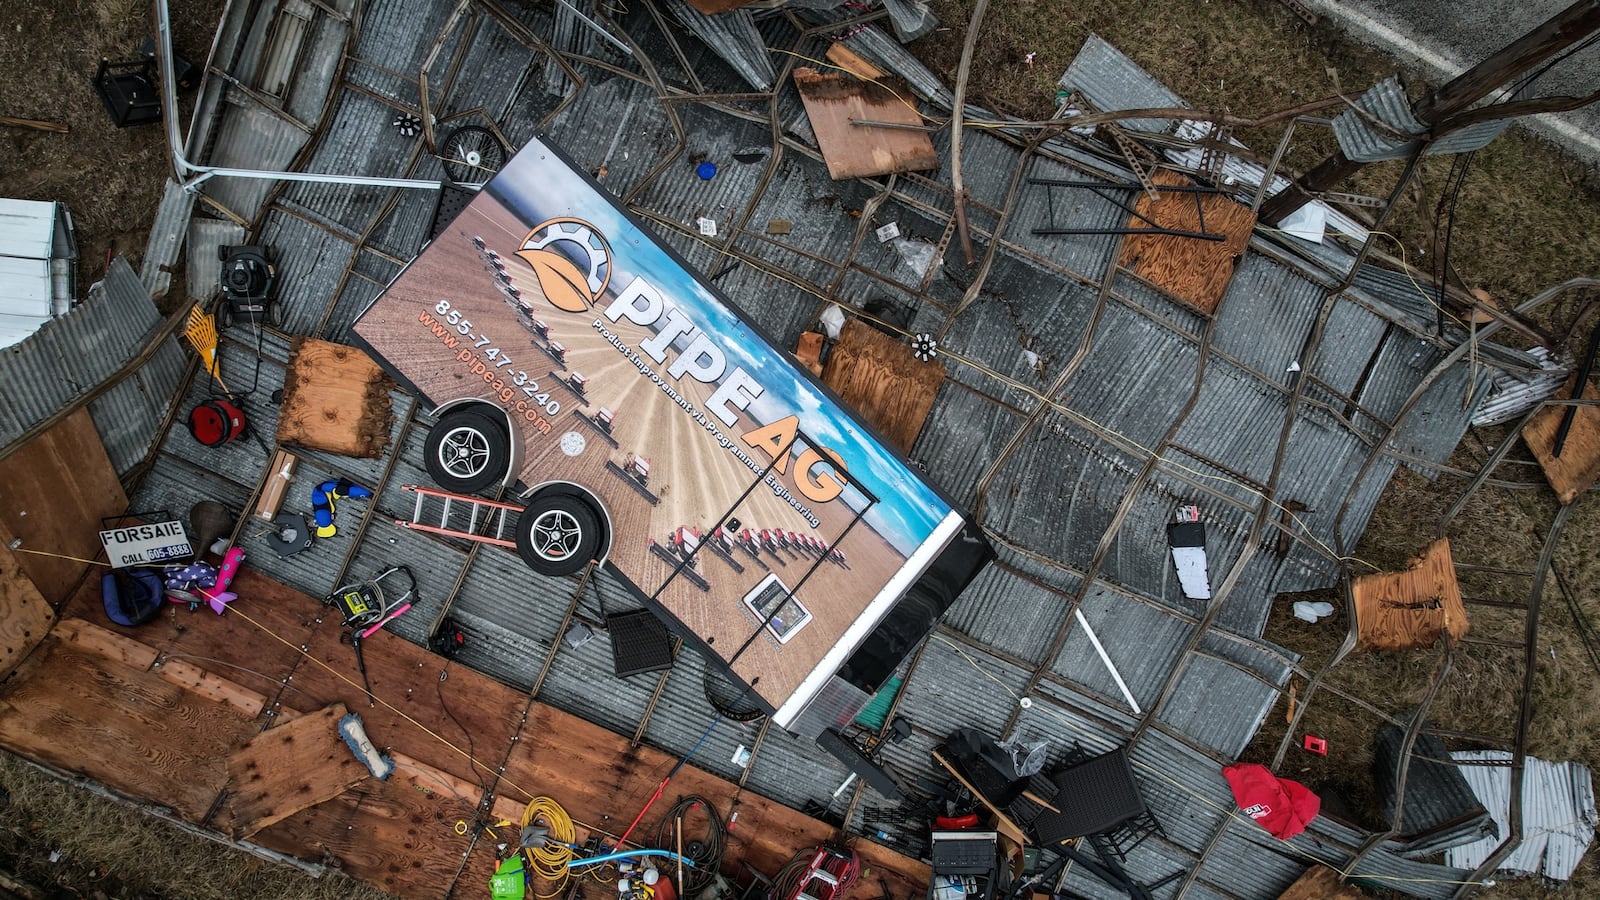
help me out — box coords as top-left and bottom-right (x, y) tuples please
(0, 115), (69, 134)
(948, 0), (989, 268)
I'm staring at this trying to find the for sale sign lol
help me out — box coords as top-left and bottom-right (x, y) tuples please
(99, 521), (192, 568)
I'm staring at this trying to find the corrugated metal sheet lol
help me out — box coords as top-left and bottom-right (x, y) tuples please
(1447, 750), (1598, 880)
(186, 218), (248, 302)
(1059, 34), (1186, 135)
(1373, 720), (1496, 856)
(0, 257), (162, 451)
(143, 180), (196, 300)
(662, 0), (774, 91)
(1333, 76), (1515, 163)
(102, 12), (1545, 898)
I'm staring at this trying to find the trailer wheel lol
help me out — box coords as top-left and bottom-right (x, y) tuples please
(425, 408), (509, 493)
(516, 493), (601, 577)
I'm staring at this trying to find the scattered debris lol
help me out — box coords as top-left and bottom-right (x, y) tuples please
(1447, 751), (1597, 881)
(1351, 538), (1469, 651)
(338, 711), (394, 780)
(1291, 600), (1333, 623)
(1167, 505), (1211, 600)
(792, 67), (938, 181)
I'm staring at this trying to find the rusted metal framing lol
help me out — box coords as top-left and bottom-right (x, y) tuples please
(154, 3), (1588, 895)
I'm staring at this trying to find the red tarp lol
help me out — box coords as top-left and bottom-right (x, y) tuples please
(1222, 762), (1321, 840)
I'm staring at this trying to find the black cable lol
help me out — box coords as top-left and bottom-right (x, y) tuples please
(655, 795), (726, 896)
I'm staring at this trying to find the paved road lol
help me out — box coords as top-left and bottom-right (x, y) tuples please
(1302, 0), (1600, 163)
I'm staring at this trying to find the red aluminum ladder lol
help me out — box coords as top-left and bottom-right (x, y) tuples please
(396, 484), (519, 548)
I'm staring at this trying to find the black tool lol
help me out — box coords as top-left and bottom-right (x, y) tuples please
(1553, 319), (1600, 457)
(342, 631), (375, 707)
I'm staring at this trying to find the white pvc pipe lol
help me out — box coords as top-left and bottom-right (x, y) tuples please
(1074, 607), (1142, 715)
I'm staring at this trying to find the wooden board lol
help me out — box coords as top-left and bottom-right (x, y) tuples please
(493, 702), (932, 900)
(1115, 170), (1256, 316)
(0, 631), (258, 821)
(0, 541), (55, 677)
(1351, 538), (1470, 651)
(1277, 864), (1364, 899)
(219, 703), (370, 838)
(1523, 372), (1600, 504)
(58, 565), (323, 707)
(251, 772), (480, 900)
(794, 331), (825, 377)
(793, 67), (939, 181)
(825, 45), (884, 81)
(823, 318), (945, 454)
(276, 338), (395, 458)
(0, 568), (934, 900)
(0, 407), (128, 605)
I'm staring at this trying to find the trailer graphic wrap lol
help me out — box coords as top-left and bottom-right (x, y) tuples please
(355, 137), (965, 725)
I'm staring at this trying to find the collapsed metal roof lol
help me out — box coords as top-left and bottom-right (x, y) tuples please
(123, 1), (1534, 895)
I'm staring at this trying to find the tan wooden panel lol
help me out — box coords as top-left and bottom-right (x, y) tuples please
(276, 338), (396, 458)
(1116, 170), (1256, 316)
(0, 542), (55, 677)
(252, 773), (479, 900)
(0, 408), (128, 605)
(1277, 865), (1364, 899)
(1351, 538), (1469, 651)
(793, 67), (939, 181)
(823, 318), (945, 454)
(1523, 373), (1600, 504)
(219, 703), (369, 838)
(0, 633), (257, 822)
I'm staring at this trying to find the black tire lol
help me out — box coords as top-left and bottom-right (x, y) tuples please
(515, 492), (601, 577)
(425, 408), (510, 493)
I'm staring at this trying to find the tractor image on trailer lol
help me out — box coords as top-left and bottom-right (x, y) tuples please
(351, 134), (991, 732)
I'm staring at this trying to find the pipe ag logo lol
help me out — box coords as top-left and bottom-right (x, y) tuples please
(516, 218), (613, 313)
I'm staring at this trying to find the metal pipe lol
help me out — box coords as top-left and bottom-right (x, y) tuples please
(155, 0), (446, 193)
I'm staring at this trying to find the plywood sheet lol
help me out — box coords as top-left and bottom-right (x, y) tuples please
(0, 542), (54, 677)
(252, 771), (479, 900)
(1523, 373), (1600, 504)
(276, 338), (395, 458)
(58, 565), (322, 704)
(1116, 170), (1256, 316)
(793, 67), (939, 181)
(0, 632), (258, 821)
(1277, 864), (1364, 899)
(823, 318), (945, 454)
(219, 703), (370, 838)
(1351, 538), (1469, 651)
(0, 407), (128, 605)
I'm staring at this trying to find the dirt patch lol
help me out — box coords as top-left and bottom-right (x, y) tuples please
(0, 0), (220, 292)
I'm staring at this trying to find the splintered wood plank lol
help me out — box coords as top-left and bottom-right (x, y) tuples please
(492, 702), (932, 900)
(0, 542), (54, 678)
(823, 318), (945, 454)
(1116, 170), (1256, 316)
(1524, 373), (1600, 504)
(1277, 864), (1364, 899)
(276, 338), (396, 458)
(794, 331), (825, 377)
(0, 408), (128, 605)
(793, 67), (939, 180)
(1351, 538), (1470, 651)
(219, 703), (369, 838)
(0, 633), (257, 821)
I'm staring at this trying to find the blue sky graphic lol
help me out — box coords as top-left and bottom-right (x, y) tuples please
(486, 138), (951, 555)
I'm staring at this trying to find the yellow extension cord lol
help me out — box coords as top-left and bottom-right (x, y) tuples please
(522, 796), (577, 897)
